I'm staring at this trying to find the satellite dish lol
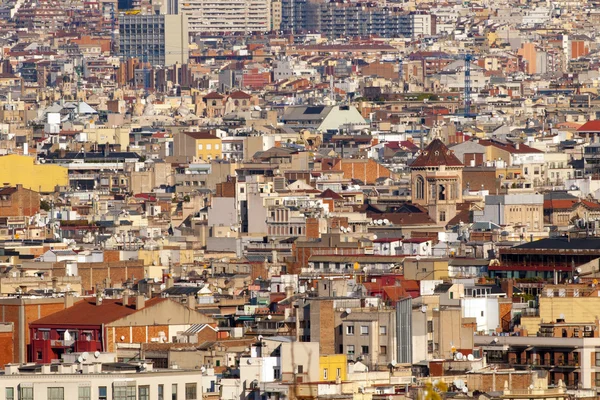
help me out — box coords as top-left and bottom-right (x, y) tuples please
(120, 335), (125, 341)
(345, 308), (352, 314)
(267, 315), (272, 320)
(576, 267), (582, 274)
(82, 352), (89, 360)
(529, 384), (534, 390)
(421, 305), (427, 313)
(383, 219), (390, 225)
(372, 234), (378, 240)
(94, 351), (100, 358)
(453, 379), (465, 389)
(77, 356), (83, 363)
(462, 387), (468, 393)
(142, 363), (148, 369)
(467, 354), (474, 361)
(258, 335), (264, 341)
(559, 313), (565, 319)
(200, 366), (206, 372)
(247, 359), (252, 364)
(456, 352), (464, 360)
(391, 360), (397, 366)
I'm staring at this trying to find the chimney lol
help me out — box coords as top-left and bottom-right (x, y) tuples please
(64, 293), (74, 308)
(515, 142), (520, 150)
(123, 291), (129, 307)
(187, 294), (196, 310)
(135, 295), (145, 310)
(96, 292), (103, 306)
(51, 277), (58, 292)
(166, 277), (174, 289)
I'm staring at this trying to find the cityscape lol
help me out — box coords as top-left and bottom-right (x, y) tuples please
(1, 0), (600, 399)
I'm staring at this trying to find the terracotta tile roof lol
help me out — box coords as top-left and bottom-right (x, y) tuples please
(317, 188), (344, 200)
(204, 92), (225, 100)
(544, 199), (577, 209)
(411, 139), (463, 167)
(581, 199), (600, 209)
(228, 91), (252, 99)
(382, 286), (408, 302)
(478, 140), (543, 154)
(577, 120), (600, 132)
(31, 298), (166, 326)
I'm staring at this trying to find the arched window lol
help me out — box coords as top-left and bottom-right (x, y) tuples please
(415, 176), (425, 200)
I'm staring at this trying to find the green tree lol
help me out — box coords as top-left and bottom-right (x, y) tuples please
(40, 200), (51, 212)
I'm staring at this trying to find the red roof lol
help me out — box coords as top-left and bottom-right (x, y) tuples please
(228, 90), (252, 99)
(204, 92), (225, 100)
(31, 298), (166, 326)
(478, 140), (543, 154)
(317, 188), (344, 200)
(577, 120), (600, 132)
(411, 139), (463, 167)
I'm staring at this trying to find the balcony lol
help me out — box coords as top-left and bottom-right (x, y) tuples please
(50, 339), (75, 347)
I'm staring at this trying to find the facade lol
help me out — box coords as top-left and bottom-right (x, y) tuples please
(410, 139), (464, 225)
(0, 361), (217, 400)
(173, 131), (222, 161)
(476, 194), (544, 231)
(181, 0), (271, 33)
(0, 155), (68, 193)
(0, 185), (40, 218)
(119, 13), (189, 67)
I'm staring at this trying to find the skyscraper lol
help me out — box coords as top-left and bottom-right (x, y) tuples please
(119, 13), (189, 67)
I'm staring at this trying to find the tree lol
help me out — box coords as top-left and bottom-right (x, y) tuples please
(40, 200), (51, 212)
(421, 380), (448, 400)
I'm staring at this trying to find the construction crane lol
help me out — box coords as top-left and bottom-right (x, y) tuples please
(464, 53), (474, 117)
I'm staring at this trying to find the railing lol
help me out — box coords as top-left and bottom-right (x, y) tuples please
(50, 339), (75, 347)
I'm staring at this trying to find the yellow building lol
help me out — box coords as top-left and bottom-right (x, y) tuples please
(173, 131), (222, 161)
(0, 154), (68, 192)
(319, 354), (347, 382)
(83, 127), (130, 147)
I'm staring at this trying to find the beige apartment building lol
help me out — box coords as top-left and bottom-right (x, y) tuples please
(182, 0), (271, 33)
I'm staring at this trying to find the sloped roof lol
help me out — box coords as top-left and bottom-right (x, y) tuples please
(31, 298), (166, 326)
(411, 139), (463, 167)
(577, 120), (600, 132)
(317, 188), (344, 200)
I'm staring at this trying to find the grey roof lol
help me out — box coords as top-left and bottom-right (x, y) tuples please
(162, 286), (202, 296)
(282, 105), (332, 121)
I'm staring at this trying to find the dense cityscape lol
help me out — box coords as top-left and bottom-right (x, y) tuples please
(1, 0), (600, 399)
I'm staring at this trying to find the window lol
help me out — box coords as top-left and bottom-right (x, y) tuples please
(185, 383), (197, 400)
(274, 367), (281, 379)
(347, 345), (355, 355)
(380, 345), (387, 355)
(297, 365), (304, 374)
(427, 340), (434, 353)
(323, 368), (328, 380)
(481, 311), (484, 317)
(99, 386), (107, 400)
(361, 346), (369, 354)
(139, 386), (150, 400)
(48, 388), (64, 400)
(198, 144), (203, 150)
(439, 211), (446, 222)
(596, 372), (600, 386)
(36, 350), (42, 360)
(415, 176), (425, 199)
(427, 320), (434, 333)
(6, 388), (14, 400)
(113, 385), (135, 400)
(206, 144), (212, 150)
(78, 387), (91, 400)
(360, 326), (369, 335)
(172, 384), (178, 400)
(158, 385), (164, 400)
(20, 388), (33, 400)
(215, 144), (220, 150)
(380, 326), (387, 335)
(346, 325), (354, 335)
(337, 368), (341, 378)
(595, 352), (600, 367)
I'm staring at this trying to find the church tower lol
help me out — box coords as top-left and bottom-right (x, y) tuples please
(410, 139), (464, 225)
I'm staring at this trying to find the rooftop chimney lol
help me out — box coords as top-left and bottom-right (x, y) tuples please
(135, 295), (145, 310)
(123, 291), (129, 307)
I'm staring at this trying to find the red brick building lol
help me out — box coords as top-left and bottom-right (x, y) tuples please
(0, 184), (40, 218)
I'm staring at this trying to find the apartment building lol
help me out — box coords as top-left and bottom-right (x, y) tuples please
(181, 0), (271, 33)
(119, 13), (189, 67)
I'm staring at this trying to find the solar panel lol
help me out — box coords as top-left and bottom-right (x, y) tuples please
(304, 106), (325, 115)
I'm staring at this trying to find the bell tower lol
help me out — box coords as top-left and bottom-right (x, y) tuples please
(410, 139), (464, 225)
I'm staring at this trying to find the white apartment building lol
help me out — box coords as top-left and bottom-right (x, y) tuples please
(182, 0), (271, 33)
(0, 359), (218, 400)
